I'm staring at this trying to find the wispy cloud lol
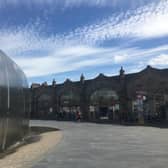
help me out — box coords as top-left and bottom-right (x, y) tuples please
(0, 0), (167, 79)
(10, 44), (168, 77)
(65, 0), (168, 44)
(0, 0), (155, 9)
(1, 0), (167, 50)
(149, 54), (168, 66)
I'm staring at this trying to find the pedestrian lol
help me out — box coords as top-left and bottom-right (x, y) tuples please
(76, 111), (81, 122)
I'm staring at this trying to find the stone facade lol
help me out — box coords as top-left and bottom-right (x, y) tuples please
(31, 66), (168, 123)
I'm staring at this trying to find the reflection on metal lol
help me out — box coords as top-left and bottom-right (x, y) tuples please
(0, 50), (30, 151)
(2, 59), (10, 151)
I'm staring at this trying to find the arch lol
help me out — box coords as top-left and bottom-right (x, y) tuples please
(60, 90), (80, 106)
(89, 89), (119, 121)
(37, 94), (53, 119)
(58, 90), (81, 121)
(90, 89), (119, 105)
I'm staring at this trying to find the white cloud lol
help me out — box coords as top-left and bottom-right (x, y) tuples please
(12, 46), (113, 77)
(9, 44), (168, 77)
(113, 55), (130, 63)
(68, 0), (168, 43)
(0, 0), (168, 79)
(149, 54), (168, 66)
(0, 20), (167, 78)
(1, 0), (167, 49)
(56, 46), (103, 57)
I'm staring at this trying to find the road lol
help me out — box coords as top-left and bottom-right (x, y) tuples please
(31, 120), (168, 168)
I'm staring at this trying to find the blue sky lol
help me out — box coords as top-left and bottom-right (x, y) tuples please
(0, 0), (168, 85)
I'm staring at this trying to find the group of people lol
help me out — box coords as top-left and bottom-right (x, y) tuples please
(56, 110), (81, 122)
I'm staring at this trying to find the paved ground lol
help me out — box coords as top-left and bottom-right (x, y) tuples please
(0, 127), (62, 168)
(30, 120), (168, 168)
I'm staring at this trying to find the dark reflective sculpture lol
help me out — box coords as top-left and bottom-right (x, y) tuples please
(0, 50), (30, 151)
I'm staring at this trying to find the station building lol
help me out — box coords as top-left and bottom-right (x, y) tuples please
(31, 66), (168, 123)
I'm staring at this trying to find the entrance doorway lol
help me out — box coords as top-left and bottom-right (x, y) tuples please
(59, 91), (80, 121)
(90, 89), (119, 121)
(99, 107), (109, 120)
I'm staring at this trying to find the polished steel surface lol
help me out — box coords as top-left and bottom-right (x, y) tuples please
(0, 50), (30, 151)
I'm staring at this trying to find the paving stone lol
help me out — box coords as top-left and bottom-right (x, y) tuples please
(31, 121), (168, 168)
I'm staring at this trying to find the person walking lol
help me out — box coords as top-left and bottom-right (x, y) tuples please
(76, 111), (81, 122)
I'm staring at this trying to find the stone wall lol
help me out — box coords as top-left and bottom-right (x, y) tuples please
(31, 66), (168, 123)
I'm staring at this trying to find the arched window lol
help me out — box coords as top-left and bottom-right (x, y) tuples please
(90, 89), (118, 106)
(89, 89), (119, 120)
(60, 91), (80, 106)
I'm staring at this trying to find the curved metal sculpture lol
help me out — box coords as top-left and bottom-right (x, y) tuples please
(0, 50), (30, 151)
